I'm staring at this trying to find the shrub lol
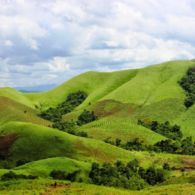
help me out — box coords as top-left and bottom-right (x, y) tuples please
(77, 110), (97, 126)
(1, 171), (37, 181)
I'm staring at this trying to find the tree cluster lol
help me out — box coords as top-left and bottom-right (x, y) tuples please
(104, 135), (195, 155)
(53, 120), (88, 137)
(179, 67), (195, 108)
(138, 120), (183, 140)
(154, 136), (195, 155)
(89, 159), (165, 190)
(50, 170), (80, 182)
(40, 91), (88, 122)
(77, 110), (97, 126)
(1, 171), (38, 181)
(104, 137), (147, 151)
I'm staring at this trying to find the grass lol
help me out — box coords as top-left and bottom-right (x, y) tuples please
(0, 179), (195, 194)
(0, 96), (50, 126)
(1, 60), (195, 193)
(78, 117), (165, 144)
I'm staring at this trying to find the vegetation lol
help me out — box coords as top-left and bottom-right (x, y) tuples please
(40, 91), (87, 122)
(52, 120), (88, 137)
(1, 61), (195, 193)
(89, 159), (165, 189)
(77, 110), (98, 126)
(104, 136), (195, 155)
(138, 120), (183, 140)
(1, 171), (37, 181)
(179, 67), (195, 108)
(50, 170), (80, 182)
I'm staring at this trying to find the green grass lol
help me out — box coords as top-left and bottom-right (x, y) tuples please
(0, 87), (34, 108)
(1, 60), (195, 193)
(0, 179), (195, 195)
(78, 117), (165, 144)
(0, 96), (50, 126)
(14, 157), (90, 179)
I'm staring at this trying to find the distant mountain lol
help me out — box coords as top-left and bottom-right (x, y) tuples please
(16, 84), (57, 92)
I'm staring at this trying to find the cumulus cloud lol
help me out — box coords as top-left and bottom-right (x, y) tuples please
(0, 0), (195, 88)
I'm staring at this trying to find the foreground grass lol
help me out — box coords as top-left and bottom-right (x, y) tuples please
(0, 179), (195, 195)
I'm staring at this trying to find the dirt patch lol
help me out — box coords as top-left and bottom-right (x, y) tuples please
(41, 183), (72, 195)
(182, 158), (195, 167)
(93, 99), (135, 117)
(0, 133), (18, 159)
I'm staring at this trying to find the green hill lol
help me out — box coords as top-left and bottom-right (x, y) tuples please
(1, 60), (195, 194)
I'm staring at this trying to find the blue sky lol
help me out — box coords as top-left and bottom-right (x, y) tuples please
(1, 0), (195, 89)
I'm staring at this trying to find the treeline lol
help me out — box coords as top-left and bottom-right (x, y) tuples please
(105, 136), (195, 155)
(1, 171), (37, 181)
(89, 159), (166, 190)
(39, 91), (97, 137)
(50, 170), (80, 182)
(138, 120), (183, 140)
(53, 120), (88, 137)
(179, 67), (195, 108)
(40, 91), (88, 122)
(49, 159), (167, 190)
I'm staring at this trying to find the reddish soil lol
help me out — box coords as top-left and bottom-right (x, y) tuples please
(0, 133), (18, 158)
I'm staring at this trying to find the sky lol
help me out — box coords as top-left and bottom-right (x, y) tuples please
(1, 0), (195, 90)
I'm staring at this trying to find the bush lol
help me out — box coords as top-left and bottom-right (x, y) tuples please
(138, 120), (183, 140)
(50, 170), (79, 182)
(40, 91), (88, 122)
(50, 170), (66, 180)
(179, 67), (195, 108)
(77, 110), (97, 126)
(89, 159), (165, 189)
(1, 171), (37, 181)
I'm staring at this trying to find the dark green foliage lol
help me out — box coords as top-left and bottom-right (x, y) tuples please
(163, 163), (170, 170)
(52, 121), (88, 137)
(50, 170), (79, 181)
(16, 159), (30, 166)
(1, 171), (37, 181)
(154, 139), (179, 153)
(179, 67), (195, 108)
(52, 121), (75, 131)
(77, 110), (97, 126)
(124, 138), (146, 151)
(180, 136), (195, 155)
(40, 91), (87, 121)
(154, 137), (195, 155)
(138, 120), (183, 140)
(104, 137), (147, 152)
(104, 135), (195, 155)
(89, 159), (165, 189)
(39, 91), (90, 137)
(50, 170), (66, 180)
(141, 167), (165, 185)
(115, 138), (121, 146)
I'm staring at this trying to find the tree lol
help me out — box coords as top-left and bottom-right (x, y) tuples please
(77, 110), (97, 126)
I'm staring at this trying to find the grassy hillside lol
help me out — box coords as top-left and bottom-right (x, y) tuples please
(0, 97), (50, 126)
(1, 60), (195, 194)
(0, 88), (34, 108)
(78, 117), (165, 144)
(25, 69), (137, 109)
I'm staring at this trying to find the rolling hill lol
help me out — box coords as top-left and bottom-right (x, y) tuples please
(1, 60), (195, 194)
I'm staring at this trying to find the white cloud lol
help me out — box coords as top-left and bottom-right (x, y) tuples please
(48, 57), (70, 72)
(4, 40), (13, 47)
(0, 0), (195, 88)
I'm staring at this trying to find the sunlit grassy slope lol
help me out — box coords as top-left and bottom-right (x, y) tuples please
(0, 96), (50, 126)
(1, 121), (195, 169)
(1, 60), (195, 194)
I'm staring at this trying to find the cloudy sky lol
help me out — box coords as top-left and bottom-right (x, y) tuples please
(1, 0), (195, 90)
